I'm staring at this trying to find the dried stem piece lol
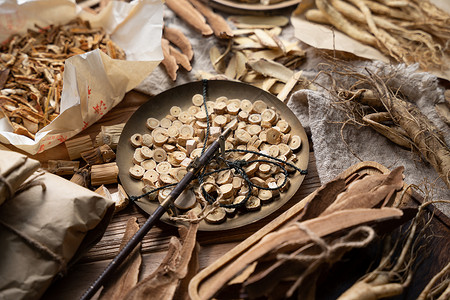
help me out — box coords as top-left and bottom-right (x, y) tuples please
(165, 0), (213, 36)
(65, 135), (94, 160)
(47, 160), (80, 176)
(91, 162), (119, 186)
(70, 166), (90, 187)
(95, 123), (125, 149)
(187, 0), (233, 39)
(81, 144), (116, 165)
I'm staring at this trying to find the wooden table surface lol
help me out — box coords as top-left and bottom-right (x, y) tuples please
(6, 90), (448, 300)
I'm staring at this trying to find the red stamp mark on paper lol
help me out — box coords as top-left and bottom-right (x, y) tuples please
(93, 100), (107, 115)
(82, 121), (89, 130)
(0, 11), (26, 35)
(56, 135), (67, 143)
(38, 144), (45, 153)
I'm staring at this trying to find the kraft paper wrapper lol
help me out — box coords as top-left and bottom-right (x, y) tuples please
(291, 0), (450, 81)
(0, 149), (40, 206)
(0, 168), (115, 300)
(0, 0), (164, 154)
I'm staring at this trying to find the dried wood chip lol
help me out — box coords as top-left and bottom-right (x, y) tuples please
(227, 15), (289, 29)
(246, 58), (294, 83)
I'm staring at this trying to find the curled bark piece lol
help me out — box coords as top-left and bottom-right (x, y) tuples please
(323, 166), (404, 214)
(246, 58), (294, 83)
(125, 237), (182, 300)
(161, 38), (179, 81)
(165, 0), (213, 36)
(187, 0), (233, 39)
(163, 27), (194, 61)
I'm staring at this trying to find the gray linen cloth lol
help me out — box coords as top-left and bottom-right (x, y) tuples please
(289, 62), (449, 215)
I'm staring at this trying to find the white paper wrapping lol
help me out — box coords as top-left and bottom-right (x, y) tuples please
(0, 0), (164, 154)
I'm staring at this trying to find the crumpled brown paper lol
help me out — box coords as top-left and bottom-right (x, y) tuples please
(0, 0), (163, 154)
(0, 150), (40, 205)
(0, 150), (115, 300)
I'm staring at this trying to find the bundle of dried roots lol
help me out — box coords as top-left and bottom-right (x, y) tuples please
(321, 62), (450, 188)
(295, 0), (450, 70)
(337, 199), (435, 300)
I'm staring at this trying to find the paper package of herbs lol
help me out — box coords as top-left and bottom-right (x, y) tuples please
(0, 149), (115, 300)
(0, 0), (163, 155)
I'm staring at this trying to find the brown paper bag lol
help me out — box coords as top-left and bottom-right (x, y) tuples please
(0, 152), (114, 300)
(0, 150), (40, 205)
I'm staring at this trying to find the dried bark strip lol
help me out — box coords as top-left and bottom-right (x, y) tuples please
(200, 207), (404, 299)
(99, 217), (142, 300)
(125, 215), (199, 300)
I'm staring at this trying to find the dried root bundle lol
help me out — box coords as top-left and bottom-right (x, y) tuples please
(0, 18), (125, 139)
(321, 61), (450, 188)
(296, 0), (450, 70)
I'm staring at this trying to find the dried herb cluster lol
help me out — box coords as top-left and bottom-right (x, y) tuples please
(0, 18), (125, 139)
